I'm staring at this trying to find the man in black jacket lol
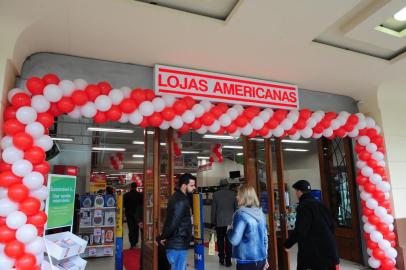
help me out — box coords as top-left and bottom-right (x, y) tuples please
(124, 182), (143, 248)
(158, 173), (196, 270)
(285, 180), (339, 270)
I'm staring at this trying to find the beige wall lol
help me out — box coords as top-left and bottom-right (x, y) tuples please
(197, 158), (244, 187)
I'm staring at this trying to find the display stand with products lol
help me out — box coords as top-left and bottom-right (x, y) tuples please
(78, 194), (117, 258)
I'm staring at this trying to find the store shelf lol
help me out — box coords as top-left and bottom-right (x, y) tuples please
(80, 225), (115, 228)
(86, 244), (114, 248)
(81, 207), (116, 210)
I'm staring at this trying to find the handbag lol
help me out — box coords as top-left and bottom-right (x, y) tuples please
(208, 231), (216, 256)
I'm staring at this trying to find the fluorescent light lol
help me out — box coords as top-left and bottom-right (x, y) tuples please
(144, 130), (154, 135)
(281, 139), (310, 144)
(181, 151), (199, 154)
(110, 173), (127, 176)
(223, 145), (243, 149)
(197, 156), (210, 160)
(132, 141), (144, 145)
(249, 138), (264, 142)
(394, 6), (406, 21)
(88, 127), (134, 133)
(92, 147), (126, 151)
(284, 148), (309, 152)
(132, 154), (144, 158)
(51, 137), (73, 142)
(160, 143), (167, 146)
(203, 135), (235, 140)
(236, 153), (243, 156)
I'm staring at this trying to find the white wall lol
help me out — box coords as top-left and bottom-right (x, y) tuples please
(197, 158), (244, 187)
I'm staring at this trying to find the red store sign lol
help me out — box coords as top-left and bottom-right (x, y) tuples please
(154, 65), (299, 110)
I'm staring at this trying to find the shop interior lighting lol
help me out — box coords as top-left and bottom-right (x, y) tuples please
(249, 138), (264, 142)
(132, 154), (144, 158)
(236, 152), (244, 156)
(181, 151), (200, 154)
(160, 143), (167, 146)
(144, 130), (155, 135)
(284, 148), (309, 152)
(394, 6), (406, 21)
(51, 137), (73, 142)
(88, 127), (134, 133)
(132, 141), (144, 145)
(223, 145), (243, 149)
(281, 139), (310, 144)
(203, 135), (235, 140)
(92, 147), (126, 151)
(197, 156), (210, 160)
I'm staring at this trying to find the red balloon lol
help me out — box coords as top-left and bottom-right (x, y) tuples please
(57, 97), (75, 113)
(335, 128), (346, 138)
(367, 159), (378, 168)
(216, 126), (225, 135)
(190, 119), (202, 130)
(36, 112), (54, 128)
(358, 150), (371, 161)
(0, 217), (5, 226)
(19, 197), (41, 216)
(363, 207), (374, 216)
(324, 112), (337, 120)
(347, 115), (359, 125)
(26, 77), (45, 95)
(201, 112), (215, 126)
(48, 102), (62, 117)
(173, 100), (187, 115)
(381, 258), (395, 270)
(178, 124), (190, 134)
(287, 127), (298, 135)
(15, 253), (37, 270)
(98, 82), (112, 95)
(148, 112), (163, 127)
(161, 108), (176, 121)
(247, 131), (257, 138)
(24, 146), (46, 165)
(374, 190), (385, 202)
(119, 98), (137, 114)
(364, 183), (376, 194)
(320, 119), (331, 129)
(235, 115), (248, 127)
(273, 110), (287, 121)
(386, 232), (396, 241)
(382, 200), (391, 210)
(294, 119), (306, 130)
(4, 106), (17, 120)
(377, 223), (390, 234)
(131, 89), (146, 103)
(4, 119), (25, 136)
(258, 126), (270, 137)
(367, 240), (378, 250)
(71, 90), (89, 106)
(13, 132), (34, 150)
(93, 111), (108, 124)
(144, 89), (156, 101)
(374, 166), (386, 176)
(210, 107), (223, 118)
(85, 85), (101, 101)
(0, 161), (12, 171)
(372, 136), (384, 147)
(372, 248), (385, 260)
(367, 128), (378, 139)
(299, 109), (312, 119)
(267, 118), (279, 129)
(183, 96), (196, 109)
(358, 129), (368, 136)
(243, 108), (257, 120)
(312, 124), (324, 134)
(354, 143), (365, 153)
(43, 73), (60, 85)
(378, 146), (385, 154)
(343, 123), (355, 132)
(368, 215), (380, 225)
(0, 171), (22, 187)
(11, 93), (31, 108)
(27, 211), (47, 227)
(226, 123), (237, 134)
(8, 183), (29, 202)
(139, 117), (149, 128)
(0, 225), (16, 243)
(390, 240), (396, 247)
(356, 176), (369, 185)
(33, 161), (50, 176)
(106, 105), (122, 121)
(5, 240), (25, 258)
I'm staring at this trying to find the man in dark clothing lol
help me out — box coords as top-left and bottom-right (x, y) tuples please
(124, 182), (143, 248)
(157, 173), (196, 270)
(211, 178), (236, 267)
(285, 180), (339, 270)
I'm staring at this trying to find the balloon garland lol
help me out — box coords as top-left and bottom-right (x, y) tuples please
(209, 143), (223, 164)
(0, 73), (397, 269)
(110, 153), (124, 170)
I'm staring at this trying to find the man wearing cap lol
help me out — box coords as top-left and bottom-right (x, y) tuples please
(211, 178), (237, 267)
(285, 180), (339, 270)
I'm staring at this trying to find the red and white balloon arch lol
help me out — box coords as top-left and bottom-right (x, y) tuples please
(0, 74), (398, 269)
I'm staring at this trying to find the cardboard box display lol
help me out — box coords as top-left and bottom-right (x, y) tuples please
(44, 232), (87, 260)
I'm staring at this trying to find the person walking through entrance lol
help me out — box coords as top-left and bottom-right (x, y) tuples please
(211, 178), (237, 267)
(124, 182), (143, 248)
(284, 180), (339, 270)
(157, 173), (196, 270)
(227, 184), (269, 270)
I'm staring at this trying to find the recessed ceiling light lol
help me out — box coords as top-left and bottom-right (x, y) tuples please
(236, 152), (243, 156)
(181, 151), (200, 154)
(223, 145), (243, 149)
(88, 127), (134, 133)
(51, 137), (73, 142)
(132, 141), (144, 145)
(203, 135), (235, 140)
(197, 156), (210, 160)
(394, 6), (406, 21)
(284, 148), (309, 152)
(92, 147), (126, 151)
(133, 154), (144, 158)
(281, 139), (310, 144)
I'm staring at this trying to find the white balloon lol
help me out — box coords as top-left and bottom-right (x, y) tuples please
(12, 159), (33, 177)
(8, 88), (25, 103)
(348, 129), (359, 138)
(25, 122), (45, 139)
(196, 126), (208, 134)
(366, 143), (378, 154)
(241, 124), (253, 136)
(1, 136), (13, 150)
(368, 257), (381, 268)
(306, 118), (317, 129)
(80, 102), (97, 118)
(361, 215), (368, 223)
(31, 95), (50, 113)
(0, 187), (7, 199)
(25, 236), (45, 255)
(67, 107), (81, 119)
(252, 117), (265, 130)
(289, 132), (301, 141)
(358, 136), (370, 146)
(370, 174), (382, 184)
(331, 119), (341, 130)
(230, 129), (241, 138)
(59, 80), (75, 96)
(182, 110), (195, 124)
(16, 224), (38, 244)
(386, 247), (397, 259)
(264, 130), (273, 138)
(372, 152), (384, 161)
(323, 128), (333, 137)
(43, 84), (63, 102)
(259, 110), (272, 123)
(300, 128), (313, 138)
(0, 198), (18, 217)
(312, 111), (325, 122)
(366, 117), (376, 128)
(383, 214), (394, 224)
(73, 78), (88, 90)
(209, 121), (221, 133)
(338, 116), (348, 126)
(109, 89), (124, 105)
(370, 230), (383, 243)
(162, 95), (175, 106)
(273, 126), (284, 137)
(378, 239), (391, 250)
(366, 198), (378, 209)
(30, 186), (49, 201)
(361, 166), (373, 177)
(159, 121), (170, 130)
(35, 135), (53, 151)
(23, 172), (45, 190)
(280, 119), (293, 130)
(227, 108), (239, 120)
(16, 106), (37, 124)
(356, 160), (366, 169)
(2, 146), (24, 164)
(374, 206), (387, 218)
(120, 86), (132, 98)
(357, 119), (367, 130)
(377, 160), (386, 167)
(200, 100), (212, 112)
(128, 110), (143, 125)
(170, 116), (183, 129)
(94, 95), (112, 112)
(233, 104), (244, 114)
(0, 253), (15, 270)
(366, 248), (372, 256)
(152, 97), (165, 112)
(377, 181), (391, 192)
(192, 104), (205, 118)
(287, 110), (299, 123)
(389, 224), (394, 231)
(119, 113), (129, 123)
(360, 191), (371, 200)
(219, 114), (232, 127)
(363, 223), (375, 233)
(6, 211), (27, 229)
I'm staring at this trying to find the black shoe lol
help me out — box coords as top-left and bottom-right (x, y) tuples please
(219, 258), (224, 265)
(225, 259), (232, 267)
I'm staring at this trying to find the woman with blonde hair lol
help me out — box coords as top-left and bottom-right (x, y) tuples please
(227, 184), (269, 270)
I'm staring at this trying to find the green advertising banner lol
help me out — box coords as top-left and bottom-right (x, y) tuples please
(45, 174), (77, 229)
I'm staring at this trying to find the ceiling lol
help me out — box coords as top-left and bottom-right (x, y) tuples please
(2, 0), (406, 103)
